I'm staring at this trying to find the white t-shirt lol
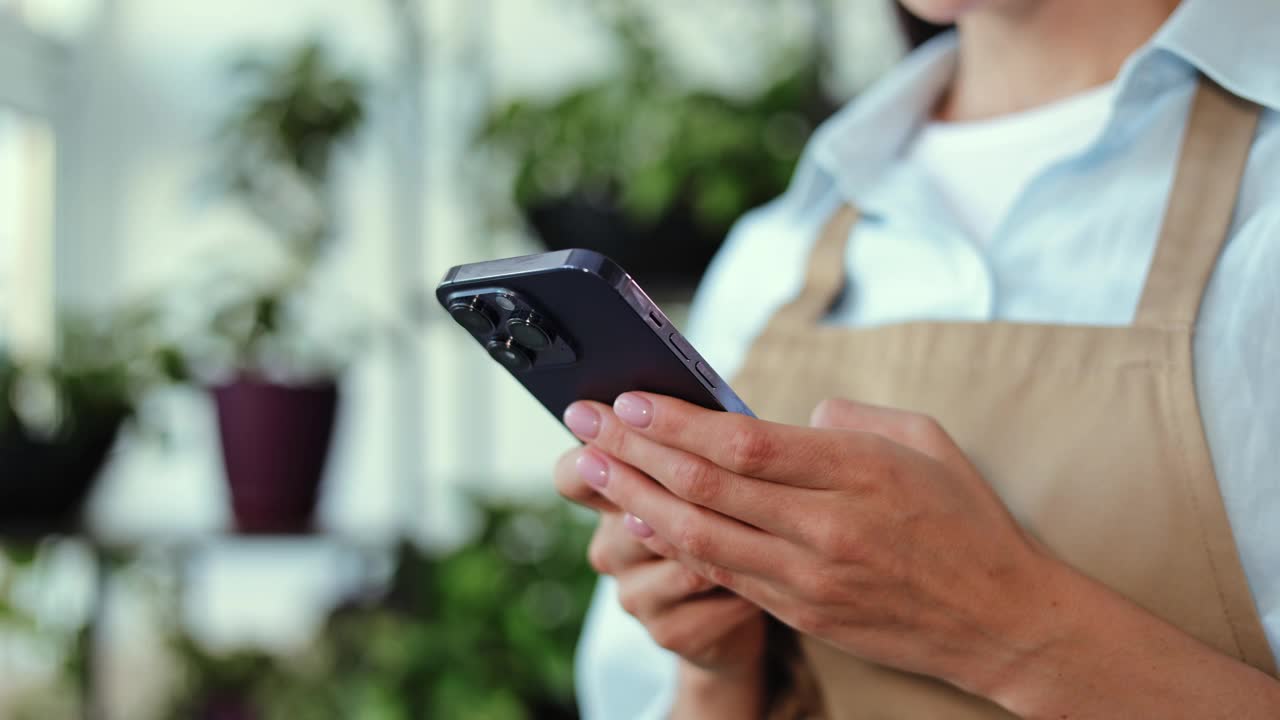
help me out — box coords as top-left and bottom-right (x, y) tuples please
(905, 82), (1117, 243)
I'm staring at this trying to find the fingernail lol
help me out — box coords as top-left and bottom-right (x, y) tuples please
(564, 403), (601, 440)
(624, 513), (654, 538)
(576, 450), (609, 490)
(614, 393), (653, 428)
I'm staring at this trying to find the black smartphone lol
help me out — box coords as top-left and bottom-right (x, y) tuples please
(436, 249), (753, 427)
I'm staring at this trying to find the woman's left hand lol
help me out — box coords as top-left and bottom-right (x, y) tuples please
(561, 393), (1066, 699)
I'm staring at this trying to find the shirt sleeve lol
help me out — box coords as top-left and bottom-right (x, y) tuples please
(1194, 205), (1280, 661)
(575, 576), (679, 720)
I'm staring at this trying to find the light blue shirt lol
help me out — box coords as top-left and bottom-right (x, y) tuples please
(577, 1), (1280, 717)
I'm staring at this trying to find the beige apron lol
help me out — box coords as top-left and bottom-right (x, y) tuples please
(729, 77), (1277, 719)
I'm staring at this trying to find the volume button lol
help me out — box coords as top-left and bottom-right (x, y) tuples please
(668, 333), (693, 361)
(694, 362), (718, 388)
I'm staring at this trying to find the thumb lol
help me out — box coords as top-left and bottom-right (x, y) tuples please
(809, 398), (963, 465)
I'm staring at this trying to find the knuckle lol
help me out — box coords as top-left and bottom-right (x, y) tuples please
(669, 456), (722, 505)
(724, 420), (776, 476)
(673, 515), (713, 561)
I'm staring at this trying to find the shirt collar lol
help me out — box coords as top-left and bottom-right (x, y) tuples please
(811, 0), (1279, 208)
(1148, 0), (1280, 111)
(809, 33), (956, 209)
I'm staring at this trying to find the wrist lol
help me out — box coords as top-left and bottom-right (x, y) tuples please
(941, 550), (1106, 714)
(669, 659), (765, 720)
(961, 556), (1234, 720)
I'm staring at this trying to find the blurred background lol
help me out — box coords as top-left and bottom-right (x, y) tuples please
(0, 0), (903, 717)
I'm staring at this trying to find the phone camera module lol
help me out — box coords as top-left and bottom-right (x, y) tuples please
(487, 337), (533, 372)
(507, 313), (552, 350)
(449, 297), (495, 334)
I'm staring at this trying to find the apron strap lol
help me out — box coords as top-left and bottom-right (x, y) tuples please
(1134, 78), (1263, 328)
(768, 78), (1259, 334)
(762, 204), (860, 330)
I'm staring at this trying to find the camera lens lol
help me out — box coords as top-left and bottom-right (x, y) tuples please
(507, 313), (552, 350)
(487, 337), (533, 372)
(448, 297), (495, 334)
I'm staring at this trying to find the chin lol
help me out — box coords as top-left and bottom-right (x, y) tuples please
(898, 0), (988, 24)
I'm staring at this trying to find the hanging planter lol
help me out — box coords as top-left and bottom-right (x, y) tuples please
(524, 193), (722, 296)
(0, 310), (175, 537)
(211, 375), (338, 535)
(0, 409), (125, 535)
(480, 6), (838, 295)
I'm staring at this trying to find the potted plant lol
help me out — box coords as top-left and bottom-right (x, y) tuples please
(0, 310), (180, 536)
(203, 39), (368, 535)
(479, 4), (837, 295)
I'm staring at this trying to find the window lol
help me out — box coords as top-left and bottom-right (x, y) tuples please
(0, 109), (55, 359)
(0, 4), (66, 360)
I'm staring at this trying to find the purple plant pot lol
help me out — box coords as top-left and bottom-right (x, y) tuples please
(199, 693), (258, 720)
(211, 375), (338, 535)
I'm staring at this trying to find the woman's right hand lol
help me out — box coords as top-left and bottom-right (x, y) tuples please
(554, 446), (768, 717)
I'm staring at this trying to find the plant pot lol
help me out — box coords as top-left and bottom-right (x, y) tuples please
(525, 195), (725, 297)
(212, 375), (338, 535)
(197, 693), (258, 720)
(0, 410), (125, 535)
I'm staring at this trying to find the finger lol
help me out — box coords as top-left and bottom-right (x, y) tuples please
(634, 590), (762, 658)
(587, 512), (660, 576)
(573, 407), (822, 542)
(567, 395), (852, 488)
(809, 398), (967, 466)
(654, 543), (804, 639)
(554, 447), (618, 512)
(614, 558), (716, 618)
(580, 447), (799, 579)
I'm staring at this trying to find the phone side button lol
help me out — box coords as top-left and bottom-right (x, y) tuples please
(694, 361), (717, 388)
(668, 333), (693, 361)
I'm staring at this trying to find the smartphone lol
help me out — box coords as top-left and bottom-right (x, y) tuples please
(436, 249), (753, 427)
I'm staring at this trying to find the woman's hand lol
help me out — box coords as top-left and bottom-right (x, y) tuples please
(553, 447), (768, 718)
(562, 394), (1064, 703)
(563, 394), (1280, 719)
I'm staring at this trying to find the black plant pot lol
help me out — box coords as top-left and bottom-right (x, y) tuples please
(212, 375), (338, 535)
(525, 195), (725, 297)
(0, 410), (125, 536)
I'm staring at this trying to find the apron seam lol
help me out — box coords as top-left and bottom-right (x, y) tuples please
(1155, 350), (1252, 663)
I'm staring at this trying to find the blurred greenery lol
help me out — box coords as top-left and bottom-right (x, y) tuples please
(203, 38), (369, 379)
(480, 2), (832, 244)
(0, 307), (185, 434)
(161, 500), (596, 720)
(0, 543), (90, 720)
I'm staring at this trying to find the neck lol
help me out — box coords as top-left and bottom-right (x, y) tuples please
(938, 0), (1181, 122)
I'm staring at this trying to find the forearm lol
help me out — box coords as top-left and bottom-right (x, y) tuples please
(970, 561), (1280, 719)
(669, 660), (765, 720)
